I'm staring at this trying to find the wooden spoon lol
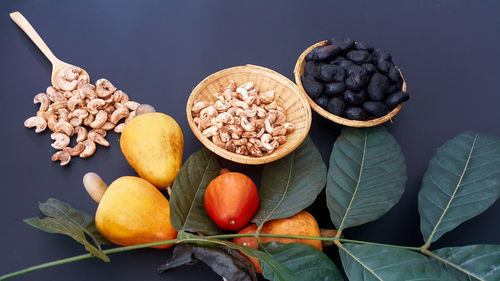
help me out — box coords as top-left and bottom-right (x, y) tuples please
(9, 11), (90, 87)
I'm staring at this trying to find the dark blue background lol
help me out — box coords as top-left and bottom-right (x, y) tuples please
(1, 1), (499, 280)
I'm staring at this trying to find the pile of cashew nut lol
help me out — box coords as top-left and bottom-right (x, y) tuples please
(192, 81), (295, 157)
(24, 65), (140, 166)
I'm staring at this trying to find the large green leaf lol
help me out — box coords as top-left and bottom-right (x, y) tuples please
(418, 131), (500, 246)
(39, 198), (109, 246)
(25, 217), (109, 262)
(339, 243), (455, 281)
(261, 242), (343, 281)
(252, 137), (327, 226)
(326, 127), (407, 231)
(170, 148), (222, 235)
(178, 232), (295, 281)
(433, 244), (500, 281)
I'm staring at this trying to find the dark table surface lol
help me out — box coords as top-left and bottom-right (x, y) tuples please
(1, 1), (499, 280)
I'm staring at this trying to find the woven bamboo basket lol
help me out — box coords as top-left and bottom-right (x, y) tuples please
(187, 64), (312, 165)
(294, 40), (407, 127)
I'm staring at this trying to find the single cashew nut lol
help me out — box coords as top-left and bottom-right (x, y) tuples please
(203, 126), (219, 138)
(124, 101), (140, 111)
(191, 101), (211, 113)
(87, 99), (106, 115)
(50, 133), (70, 150)
(46, 86), (58, 96)
(68, 95), (85, 111)
(58, 108), (70, 122)
(113, 90), (129, 104)
(271, 126), (287, 136)
(75, 126), (88, 143)
(95, 79), (117, 98)
(68, 108), (89, 119)
(260, 90), (275, 104)
(51, 151), (71, 166)
(114, 123), (125, 133)
(80, 139), (96, 158)
(24, 116), (47, 133)
(110, 107), (129, 124)
(47, 115), (57, 131)
(265, 119), (274, 134)
(283, 122), (295, 133)
(69, 117), (83, 127)
(136, 104), (156, 116)
(54, 121), (74, 136)
(88, 130), (110, 147)
(63, 143), (85, 156)
(34, 93), (50, 111)
(200, 105), (217, 119)
(261, 133), (273, 151)
(83, 114), (95, 126)
(101, 122), (115, 131)
(90, 110), (107, 128)
(212, 134), (226, 148)
(124, 111), (136, 124)
(47, 91), (67, 103)
(83, 172), (108, 203)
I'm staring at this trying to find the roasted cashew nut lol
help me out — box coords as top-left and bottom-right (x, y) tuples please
(24, 116), (47, 133)
(51, 151), (71, 166)
(88, 130), (110, 147)
(113, 123), (125, 133)
(75, 126), (88, 143)
(55, 66), (81, 91)
(110, 107), (129, 124)
(63, 143), (85, 156)
(34, 93), (50, 111)
(54, 121), (74, 136)
(50, 133), (70, 150)
(80, 139), (96, 158)
(90, 110), (108, 129)
(95, 79), (116, 98)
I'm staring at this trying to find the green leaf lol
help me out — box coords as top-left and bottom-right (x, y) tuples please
(179, 233), (295, 281)
(326, 126), (407, 231)
(170, 148), (222, 235)
(339, 243), (455, 281)
(24, 217), (109, 262)
(418, 131), (500, 245)
(39, 198), (109, 246)
(261, 242), (343, 281)
(433, 244), (500, 281)
(252, 137), (327, 226)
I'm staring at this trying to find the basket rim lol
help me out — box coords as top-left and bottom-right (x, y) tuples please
(186, 64), (312, 165)
(293, 40), (407, 128)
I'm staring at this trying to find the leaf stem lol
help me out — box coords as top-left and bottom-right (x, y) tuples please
(0, 239), (179, 281)
(0, 232), (422, 280)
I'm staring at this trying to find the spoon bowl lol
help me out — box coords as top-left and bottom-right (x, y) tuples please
(10, 11), (90, 88)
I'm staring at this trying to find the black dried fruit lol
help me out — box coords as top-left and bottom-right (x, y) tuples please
(345, 107), (368, 121)
(367, 73), (390, 101)
(335, 59), (354, 71)
(346, 50), (370, 64)
(324, 82), (345, 96)
(385, 91), (410, 109)
(314, 95), (329, 109)
(345, 65), (369, 91)
(388, 66), (402, 83)
(320, 64), (345, 82)
(387, 83), (401, 94)
(363, 101), (389, 117)
(377, 59), (392, 73)
(314, 45), (342, 61)
(327, 97), (346, 116)
(344, 89), (367, 105)
(328, 38), (355, 52)
(355, 42), (374, 52)
(305, 61), (322, 80)
(302, 75), (323, 98)
(373, 48), (392, 62)
(330, 56), (346, 64)
(361, 63), (377, 74)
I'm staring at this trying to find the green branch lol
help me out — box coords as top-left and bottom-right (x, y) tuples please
(0, 232), (422, 280)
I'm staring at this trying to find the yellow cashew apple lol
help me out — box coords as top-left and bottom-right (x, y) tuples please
(120, 112), (183, 189)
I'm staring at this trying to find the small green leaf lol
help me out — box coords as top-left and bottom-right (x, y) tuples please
(39, 198), (109, 246)
(261, 242), (343, 281)
(339, 243), (455, 280)
(170, 148), (222, 235)
(433, 244), (500, 281)
(252, 137), (327, 226)
(326, 126), (407, 232)
(418, 131), (500, 246)
(24, 217), (109, 262)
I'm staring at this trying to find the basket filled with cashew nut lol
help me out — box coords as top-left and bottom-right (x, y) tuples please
(24, 65), (142, 166)
(187, 64), (312, 165)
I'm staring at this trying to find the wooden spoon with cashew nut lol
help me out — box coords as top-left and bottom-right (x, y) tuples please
(9, 11), (90, 88)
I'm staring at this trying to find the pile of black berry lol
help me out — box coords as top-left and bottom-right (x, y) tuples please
(301, 38), (410, 121)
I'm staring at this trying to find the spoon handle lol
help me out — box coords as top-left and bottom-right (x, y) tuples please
(10, 11), (59, 65)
